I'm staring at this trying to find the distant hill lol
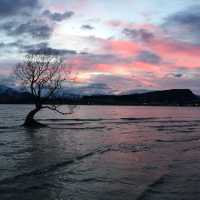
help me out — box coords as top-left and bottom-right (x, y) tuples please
(0, 85), (199, 106)
(80, 89), (200, 106)
(0, 85), (32, 104)
(119, 89), (153, 95)
(0, 85), (19, 95)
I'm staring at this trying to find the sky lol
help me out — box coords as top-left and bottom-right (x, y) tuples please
(0, 0), (200, 94)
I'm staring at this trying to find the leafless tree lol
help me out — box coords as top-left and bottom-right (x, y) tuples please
(14, 51), (76, 127)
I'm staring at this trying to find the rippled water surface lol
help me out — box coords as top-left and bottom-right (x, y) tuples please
(0, 105), (200, 200)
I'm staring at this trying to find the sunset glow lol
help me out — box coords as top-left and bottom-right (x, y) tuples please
(0, 0), (200, 93)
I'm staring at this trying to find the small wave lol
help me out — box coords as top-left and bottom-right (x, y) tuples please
(183, 146), (200, 152)
(44, 122), (87, 126)
(0, 160), (78, 185)
(0, 146), (112, 185)
(120, 117), (157, 121)
(1, 147), (35, 157)
(50, 126), (106, 130)
(151, 124), (199, 129)
(108, 121), (142, 125)
(38, 118), (111, 122)
(0, 142), (6, 146)
(105, 143), (150, 153)
(156, 137), (200, 143)
(0, 125), (20, 130)
(118, 144), (149, 153)
(136, 174), (169, 200)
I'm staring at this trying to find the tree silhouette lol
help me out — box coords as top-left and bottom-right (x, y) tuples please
(14, 50), (76, 127)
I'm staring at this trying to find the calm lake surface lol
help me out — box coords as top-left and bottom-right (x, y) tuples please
(0, 105), (200, 200)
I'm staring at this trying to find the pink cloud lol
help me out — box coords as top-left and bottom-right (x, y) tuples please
(61, 26), (200, 89)
(105, 39), (141, 56)
(147, 37), (200, 68)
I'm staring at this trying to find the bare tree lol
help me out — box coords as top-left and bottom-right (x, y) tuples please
(14, 50), (76, 127)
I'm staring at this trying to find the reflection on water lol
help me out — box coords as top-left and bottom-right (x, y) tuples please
(0, 105), (200, 200)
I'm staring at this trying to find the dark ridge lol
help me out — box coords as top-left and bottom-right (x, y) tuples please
(0, 87), (199, 106)
(0, 85), (33, 104)
(80, 89), (200, 106)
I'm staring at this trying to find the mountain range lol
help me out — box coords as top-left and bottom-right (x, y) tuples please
(0, 84), (199, 106)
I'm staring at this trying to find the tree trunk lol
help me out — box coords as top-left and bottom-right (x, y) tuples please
(23, 107), (45, 127)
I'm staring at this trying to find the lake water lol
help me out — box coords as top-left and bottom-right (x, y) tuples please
(0, 105), (200, 200)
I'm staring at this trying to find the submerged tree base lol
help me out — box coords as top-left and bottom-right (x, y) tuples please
(23, 119), (47, 128)
(23, 108), (47, 128)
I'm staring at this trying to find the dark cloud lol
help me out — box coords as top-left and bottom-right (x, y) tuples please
(163, 5), (200, 44)
(165, 6), (200, 29)
(0, 42), (8, 48)
(43, 10), (74, 22)
(0, 2), (74, 41)
(0, 0), (40, 17)
(136, 51), (162, 64)
(123, 28), (154, 41)
(77, 83), (114, 95)
(26, 45), (77, 56)
(0, 40), (77, 56)
(2, 19), (53, 39)
(173, 73), (183, 78)
(0, 43), (5, 48)
(22, 42), (48, 51)
(0, 41), (21, 53)
(81, 25), (94, 30)
(0, 41), (46, 52)
(61, 83), (115, 96)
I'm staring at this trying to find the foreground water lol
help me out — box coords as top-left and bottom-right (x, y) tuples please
(0, 105), (200, 200)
